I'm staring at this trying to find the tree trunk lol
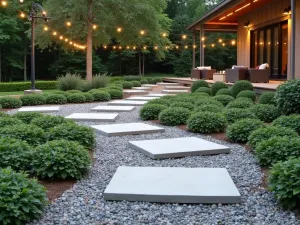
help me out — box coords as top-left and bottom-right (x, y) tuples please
(0, 46), (2, 82)
(139, 51), (141, 76)
(142, 52), (145, 76)
(24, 38), (27, 81)
(86, 1), (93, 81)
(119, 52), (122, 75)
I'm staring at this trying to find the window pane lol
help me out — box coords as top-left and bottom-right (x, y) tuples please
(272, 26), (279, 75)
(259, 30), (264, 65)
(281, 24), (288, 76)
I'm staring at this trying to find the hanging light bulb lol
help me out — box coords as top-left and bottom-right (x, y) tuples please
(154, 46), (158, 50)
(103, 45), (107, 49)
(117, 27), (122, 33)
(133, 46), (136, 50)
(193, 45), (197, 49)
(93, 24), (97, 30)
(113, 46), (116, 49)
(182, 34), (187, 40)
(59, 36), (64, 40)
(119, 46), (122, 50)
(162, 32), (167, 37)
(175, 45), (179, 49)
(66, 21), (72, 27)
(43, 26), (49, 31)
(211, 44), (215, 47)
(65, 38), (68, 42)
(52, 31), (57, 36)
(126, 46), (130, 49)
(1, 1), (8, 7)
(222, 43), (226, 46)
(140, 30), (145, 35)
(201, 37), (205, 41)
(69, 41), (73, 45)
(231, 40), (236, 45)
(143, 46), (147, 50)
(184, 45), (188, 49)
(19, 0), (24, 3)
(20, 12), (26, 18)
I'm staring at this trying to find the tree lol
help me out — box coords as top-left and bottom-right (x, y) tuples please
(36, 0), (172, 80)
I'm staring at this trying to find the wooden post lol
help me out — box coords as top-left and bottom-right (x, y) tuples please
(192, 32), (196, 69)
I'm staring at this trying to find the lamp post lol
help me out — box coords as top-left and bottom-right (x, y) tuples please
(25, 3), (49, 94)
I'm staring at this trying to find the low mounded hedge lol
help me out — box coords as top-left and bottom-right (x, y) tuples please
(216, 88), (232, 96)
(147, 98), (170, 106)
(187, 112), (227, 133)
(272, 114), (300, 133)
(139, 104), (168, 120)
(248, 125), (298, 149)
(195, 87), (211, 95)
(0, 117), (23, 128)
(140, 79), (149, 84)
(105, 89), (123, 99)
(0, 97), (22, 108)
(67, 93), (86, 103)
(31, 140), (91, 180)
(0, 168), (47, 224)
(213, 95), (235, 106)
(223, 108), (257, 124)
(122, 81), (133, 89)
(171, 102), (194, 111)
(173, 96), (196, 104)
(191, 80), (209, 93)
(210, 82), (228, 96)
(66, 90), (83, 94)
(89, 91), (111, 102)
(13, 112), (44, 124)
(82, 93), (94, 102)
(46, 94), (67, 104)
(20, 94), (46, 106)
(226, 98), (254, 109)
(31, 115), (71, 131)
(226, 118), (265, 143)
(236, 90), (256, 102)
(0, 81), (57, 92)
(131, 81), (142, 87)
(258, 92), (276, 105)
(269, 158), (300, 209)
(159, 107), (191, 126)
(194, 104), (224, 113)
(231, 80), (254, 97)
(250, 104), (281, 123)
(195, 98), (224, 108)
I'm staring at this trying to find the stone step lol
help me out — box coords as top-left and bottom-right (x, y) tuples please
(126, 97), (159, 101)
(108, 100), (147, 106)
(91, 106), (135, 112)
(162, 90), (189, 94)
(132, 87), (153, 91)
(164, 86), (191, 90)
(123, 90), (148, 96)
(142, 84), (159, 88)
(18, 106), (60, 112)
(157, 82), (182, 86)
(65, 113), (118, 122)
(145, 94), (174, 97)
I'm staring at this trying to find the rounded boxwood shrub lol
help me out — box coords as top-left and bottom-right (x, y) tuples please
(108, 85), (123, 91)
(67, 93), (86, 103)
(13, 112), (44, 124)
(106, 89), (123, 99)
(31, 140), (91, 180)
(46, 94), (67, 104)
(226, 118), (265, 143)
(195, 98), (224, 108)
(269, 158), (300, 209)
(140, 79), (149, 84)
(139, 104), (168, 120)
(0, 97), (22, 108)
(0, 138), (32, 171)
(213, 95), (235, 106)
(147, 78), (156, 84)
(51, 90), (65, 95)
(66, 90), (82, 94)
(191, 80), (209, 93)
(258, 92), (276, 105)
(131, 80), (142, 87)
(248, 125), (298, 149)
(231, 80), (254, 97)
(211, 82), (228, 96)
(272, 114), (300, 133)
(90, 91), (111, 102)
(223, 108), (257, 124)
(194, 104), (224, 113)
(122, 81), (133, 89)
(187, 112), (227, 133)
(82, 92), (94, 102)
(31, 115), (71, 131)
(275, 79), (300, 115)
(153, 77), (163, 83)
(147, 98), (170, 106)
(49, 123), (96, 149)
(226, 98), (254, 109)
(0, 112), (8, 117)
(0, 168), (47, 225)
(250, 104), (281, 123)
(159, 107), (191, 126)
(20, 94), (46, 106)
(171, 102), (194, 111)
(255, 136), (300, 167)
(0, 117), (23, 128)
(216, 88), (232, 96)
(0, 124), (45, 146)
(236, 90), (256, 102)
(192, 92), (210, 97)
(173, 97), (197, 104)
(195, 87), (211, 95)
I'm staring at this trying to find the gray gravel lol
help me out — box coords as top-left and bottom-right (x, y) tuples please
(9, 102), (299, 225)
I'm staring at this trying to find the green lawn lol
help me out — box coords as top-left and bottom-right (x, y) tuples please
(0, 90), (58, 97)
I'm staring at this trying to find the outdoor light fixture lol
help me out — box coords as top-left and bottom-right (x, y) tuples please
(117, 27), (122, 32)
(244, 21), (250, 28)
(93, 24), (97, 30)
(20, 12), (26, 18)
(162, 33), (167, 37)
(283, 6), (291, 15)
(182, 34), (187, 40)
(140, 30), (145, 35)
(1, 0), (7, 7)
(66, 21), (71, 27)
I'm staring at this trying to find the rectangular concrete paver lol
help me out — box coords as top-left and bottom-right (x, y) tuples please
(126, 97), (159, 101)
(132, 87), (153, 91)
(92, 122), (165, 136)
(162, 90), (189, 94)
(104, 166), (241, 204)
(18, 106), (60, 112)
(165, 86), (191, 90)
(91, 106), (135, 112)
(123, 90), (148, 95)
(129, 137), (230, 159)
(65, 113), (118, 122)
(142, 84), (159, 88)
(145, 94), (174, 97)
(108, 100), (147, 106)
(157, 82), (182, 86)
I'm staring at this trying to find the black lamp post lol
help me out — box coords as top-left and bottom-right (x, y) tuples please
(27, 3), (49, 92)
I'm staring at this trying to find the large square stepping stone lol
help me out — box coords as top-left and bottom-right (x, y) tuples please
(108, 100), (147, 106)
(132, 87), (153, 91)
(162, 90), (189, 94)
(92, 123), (165, 136)
(165, 86), (191, 90)
(129, 137), (230, 159)
(126, 97), (159, 101)
(104, 166), (241, 204)
(157, 82), (181, 86)
(65, 113), (118, 122)
(18, 106), (60, 112)
(142, 84), (159, 88)
(146, 94), (173, 97)
(91, 106), (135, 112)
(124, 90), (148, 95)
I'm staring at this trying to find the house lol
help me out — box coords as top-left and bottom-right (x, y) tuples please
(187, 0), (299, 80)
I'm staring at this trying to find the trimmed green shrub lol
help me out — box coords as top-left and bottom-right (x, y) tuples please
(79, 81), (92, 92)
(0, 124), (45, 146)
(194, 104), (224, 113)
(231, 80), (254, 97)
(31, 140), (91, 179)
(248, 125), (298, 149)
(195, 87), (211, 95)
(82, 93), (94, 102)
(236, 90), (256, 102)
(269, 158), (300, 209)
(211, 82), (228, 96)
(226, 118), (265, 143)
(57, 73), (82, 91)
(140, 79), (149, 84)
(0, 117), (23, 128)
(153, 77), (163, 83)
(66, 90), (82, 94)
(89, 91), (111, 102)
(0, 138), (32, 171)
(223, 108), (257, 124)
(67, 93), (87, 103)
(258, 92), (276, 105)
(147, 78), (156, 84)
(216, 88), (232, 96)
(275, 79), (300, 115)
(0, 168), (47, 224)
(0, 97), (22, 108)
(191, 92), (210, 97)
(140, 104), (168, 120)
(171, 102), (194, 111)
(90, 74), (109, 89)
(13, 112), (44, 124)
(49, 123), (96, 149)
(105, 89), (123, 99)
(20, 94), (46, 106)
(131, 81), (142, 87)
(213, 95), (235, 106)
(122, 81), (133, 89)
(255, 136), (300, 167)
(46, 94), (67, 104)
(173, 97), (197, 104)
(124, 75), (141, 81)
(159, 107), (191, 126)
(31, 115), (72, 131)
(250, 104), (281, 123)
(187, 112), (227, 133)
(147, 98), (170, 106)
(0, 81), (57, 92)
(272, 114), (300, 133)
(195, 98), (224, 108)
(50, 90), (65, 95)
(0, 112), (8, 118)
(191, 80), (209, 93)
(226, 98), (254, 109)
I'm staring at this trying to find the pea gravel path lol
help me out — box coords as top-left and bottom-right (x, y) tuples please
(9, 103), (299, 225)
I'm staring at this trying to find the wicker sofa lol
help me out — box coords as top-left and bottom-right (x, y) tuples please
(225, 67), (249, 83)
(248, 68), (270, 83)
(191, 67), (216, 80)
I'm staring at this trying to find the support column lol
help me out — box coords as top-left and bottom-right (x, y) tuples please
(291, 0), (296, 78)
(192, 31), (196, 69)
(199, 28), (202, 67)
(201, 27), (205, 66)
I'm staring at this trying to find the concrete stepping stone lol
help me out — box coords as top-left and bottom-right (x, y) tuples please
(65, 113), (118, 122)
(162, 90), (189, 94)
(145, 94), (174, 97)
(91, 106), (135, 112)
(92, 122), (165, 137)
(104, 166), (241, 204)
(142, 84), (159, 88)
(108, 100), (147, 106)
(165, 86), (191, 90)
(129, 137), (230, 159)
(126, 97), (159, 101)
(132, 87), (153, 91)
(123, 90), (148, 95)
(18, 106), (60, 112)
(157, 82), (182, 86)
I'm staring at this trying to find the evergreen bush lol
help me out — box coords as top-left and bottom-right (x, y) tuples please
(231, 80), (254, 97)
(226, 98), (254, 109)
(195, 87), (211, 95)
(191, 80), (209, 93)
(211, 82), (228, 96)
(216, 88), (232, 96)
(82, 93), (94, 102)
(131, 81), (142, 87)
(122, 81), (133, 89)
(223, 108), (257, 123)
(0, 97), (22, 108)
(250, 104), (281, 123)
(13, 112), (44, 124)
(272, 114), (300, 133)
(67, 93), (87, 103)
(236, 90), (256, 102)
(46, 94), (67, 104)
(213, 95), (235, 106)
(258, 92), (276, 105)
(31, 115), (71, 131)
(139, 104), (168, 120)
(20, 94), (46, 106)
(159, 107), (191, 126)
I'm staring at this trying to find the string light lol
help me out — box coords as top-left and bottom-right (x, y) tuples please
(66, 21), (72, 27)
(119, 46), (122, 50)
(175, 45), (179, 49)
(103, 45), (107, 49)
(42, 11), (47, 16)
(211, 44), (215, 47)
(193, 45), (197, 49)
(140, 30), (145, 35)
(133, 46), (136, 50)
(154, 46), (158, 50)
(19, 0), (24, 3)
(113, 46), (116, 49)
(222, 43), (226, 46)
(117, 27), (122, 33)
(52, 31), (57, 36)
(231, 40), (236, 45)
(93, 25), (97, 30)
(65, 38), (68, 42)
(201, 37), (205, 41)
(162, 33), (167, 37)
(43, 26), (49, 31)
(143, 46), (147, 50)
(59, 36), (64, 40)
(182, 34), (187, 40)
(20, 12), (26, 18)
(1, 1), (8, 7)
(184, 45), (188, 49)
(219, 39), (223, 43)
